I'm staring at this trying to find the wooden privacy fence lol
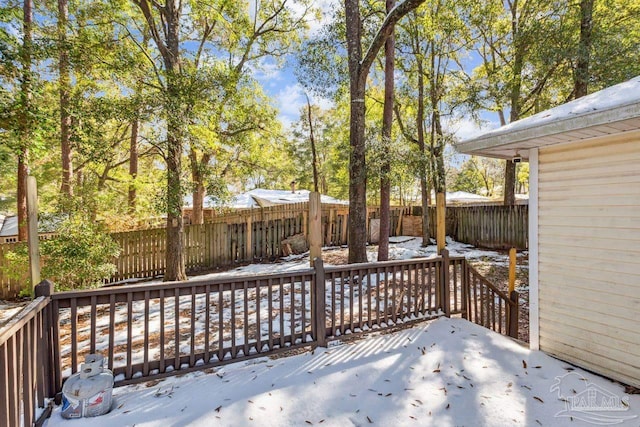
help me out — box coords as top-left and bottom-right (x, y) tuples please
(107, 203), (411, 284)
(1, 252), (518, 426)
(0, 203), (526, 299)
(426, 204), (528, 250)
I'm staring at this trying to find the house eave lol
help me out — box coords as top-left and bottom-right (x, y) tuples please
(456, 102), (640, 160)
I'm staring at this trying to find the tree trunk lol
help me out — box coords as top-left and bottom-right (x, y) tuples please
(378, 0), (396, 262)
(17, 0), (33, 242)
(347, 82), (368, 264)
(416, 55), (429, 247)
(345, 0), (368, 264)
(128, 117), (139, 212)
(574, 0), (594, 98)
(59, 0), (73, 201)
(504, 2), (523, 207)
(344, 0), (425, 263)
(163, 1), (186, 282)
(17, 154), (28, 242)
(189, 150), (210, 226)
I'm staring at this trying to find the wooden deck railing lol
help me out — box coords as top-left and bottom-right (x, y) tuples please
(1, 253), (518, 425)
(0, 282), (55, 427)
(320, 257), (442, 340)
(466, 264), (519, 337)
(50, 270), (316, 388)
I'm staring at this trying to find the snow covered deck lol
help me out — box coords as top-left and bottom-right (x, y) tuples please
(44, 317), (640, 426)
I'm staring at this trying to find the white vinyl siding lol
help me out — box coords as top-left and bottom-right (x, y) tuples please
(537, 131), (640, 388)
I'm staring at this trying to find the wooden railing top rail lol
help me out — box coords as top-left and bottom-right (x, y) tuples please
(468, 264), (515, 305)
(51, 267), (316, 307)
(0, 296), (49, 346)
(323, 255), (444, 274)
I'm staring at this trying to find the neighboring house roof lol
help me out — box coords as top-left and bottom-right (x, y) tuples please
(0, 215), (16, 237)
(0, 214), (63, 238)
(185, 189), (348, 209)
(456, 76), (640, 159)
(446, 191), (491, 203)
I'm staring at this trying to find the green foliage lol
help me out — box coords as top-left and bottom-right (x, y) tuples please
(1, 218), (120, 292)
(451, 156), (504, 197)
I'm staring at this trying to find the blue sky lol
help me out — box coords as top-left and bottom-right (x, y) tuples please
(253, 0), (500, 143)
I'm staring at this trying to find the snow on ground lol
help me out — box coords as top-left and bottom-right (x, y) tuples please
(142, 236), (526, 282)
(45, 317), (640, 427)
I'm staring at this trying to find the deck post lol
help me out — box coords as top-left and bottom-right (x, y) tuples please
(508, 290), (519, 339)
(309, 192), (322, 267)
(439, 249), (451, 317)
(313, 258), (327, 347)
(508, 247), (516, 293)
(27, 176), (41, 294)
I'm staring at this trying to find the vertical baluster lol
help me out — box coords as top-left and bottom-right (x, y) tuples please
(108, 295), (115, 372)
(70, 299), (77, 374)
(205, 285), (211, 364)
(190, 287), (196, 366)
(331, 274), (336, 336)
(231, 283), (237, 357)
(290, 278), (296, 345)
(340, 271), (345, 334)
(279, 278), (285, 348)
(159, 289), (165, 372)
(479, 279), (484, 327)
(358, 269), (364, 329)
(144, 290), (150, 376)
(22, 320), (34, 427)
(174, 288), (180, 370)
(127, 292), (133, 379)
(391, 265), (397, 323)
(7, 335), (18, 426)
(300, 276), (306, 342)
(218, 287), (224, 362)
(498, 298), (503, 334)
(90, 296), (97, 354)
(453, 261), (458, 312)
(243, 281), (249, 356)
(256, 280), (263, 350)
(0, 340), (10, 427)
(367, 269), (373, 328)
(349, 270), (355, 332)
(268, 278), (273, 351)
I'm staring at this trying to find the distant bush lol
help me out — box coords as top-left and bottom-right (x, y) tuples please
(2, 218), (120, 292)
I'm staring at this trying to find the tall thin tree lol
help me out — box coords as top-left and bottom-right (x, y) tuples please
(305, 93), (319, 192)
(574, 0), (594, 98)
(134, 0), (187, 281)
(59, 0), (73, 201)
(344, 0), (425, 263)
(17, 0), (33, 242)
(378, 0), (396, 262)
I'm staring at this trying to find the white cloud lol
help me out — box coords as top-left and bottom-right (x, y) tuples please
(290, 0), (339, 36)
(444, 116), (500, 142)
(275, 84), (334, 130)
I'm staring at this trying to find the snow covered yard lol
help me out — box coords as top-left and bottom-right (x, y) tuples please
(44, 317), (640, 427)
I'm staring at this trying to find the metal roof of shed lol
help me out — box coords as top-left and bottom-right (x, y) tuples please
(455, 76), (640, 160)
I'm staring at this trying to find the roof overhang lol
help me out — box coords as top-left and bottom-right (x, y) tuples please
(455, 77), (640, 160)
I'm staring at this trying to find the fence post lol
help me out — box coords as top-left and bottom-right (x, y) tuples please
(461, 260), (469, 320)
(313, 257), (327, 347)
(439, 249), (451, 317)
(27, 176), (41, 295)
(34, 279), (53, 298)
(508, 290), (519, 339)
(34, 280), (57, 400)
(309, 192), (322, 267)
